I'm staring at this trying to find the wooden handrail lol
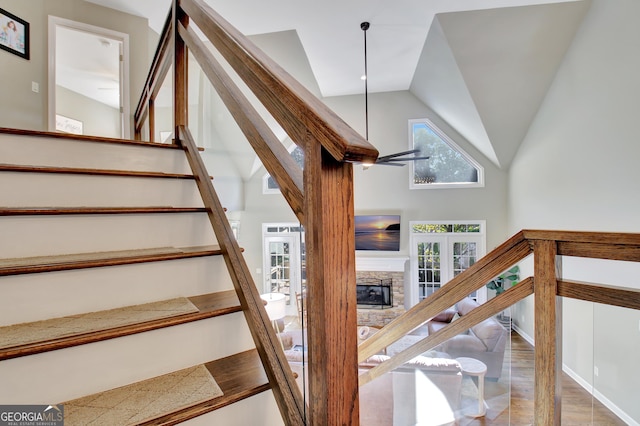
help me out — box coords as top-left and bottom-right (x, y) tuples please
(177, 20), (305, 220)
(176, 125), (306, 425)
(557, 279), (640, 310)
(134, 10), (173, 140)
(178, 0), (378, 164)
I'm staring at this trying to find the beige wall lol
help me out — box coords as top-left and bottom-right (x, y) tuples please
(56, 85), (120, 138)
(0, 0), (150, 133)
(0, 0), (46, 130)
(509, 0), (640, 422)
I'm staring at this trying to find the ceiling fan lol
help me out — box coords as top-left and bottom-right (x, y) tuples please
(360, 21), (430, 167)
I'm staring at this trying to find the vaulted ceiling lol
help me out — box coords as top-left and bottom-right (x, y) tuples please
(86, 0), (590, 169)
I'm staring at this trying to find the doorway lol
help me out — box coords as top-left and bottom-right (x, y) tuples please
(48, 16), (130, 139)
(263, 223), (306, 316)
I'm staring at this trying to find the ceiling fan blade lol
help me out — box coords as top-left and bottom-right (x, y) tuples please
(378, 156), (431, 163)
(375, 149), (420, 162)
(371, 161), (406, 167)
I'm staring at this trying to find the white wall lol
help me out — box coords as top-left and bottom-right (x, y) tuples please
(509, 0), (640, 422)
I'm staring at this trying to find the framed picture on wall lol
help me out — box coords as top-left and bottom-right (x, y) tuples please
(355, 214), (401, 251)
(56, 114), (83, 135)
(0, 8), (29, 60)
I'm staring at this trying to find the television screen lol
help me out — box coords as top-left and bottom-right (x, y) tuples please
(355, 215), (400, 251)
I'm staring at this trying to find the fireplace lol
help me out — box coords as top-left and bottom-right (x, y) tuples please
(356, 278), (393, 309)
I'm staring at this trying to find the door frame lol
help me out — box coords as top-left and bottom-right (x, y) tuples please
(47, 16), (130, 138)
(408, 221), (487, 308)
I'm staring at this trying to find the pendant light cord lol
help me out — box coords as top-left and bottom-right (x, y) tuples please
(361, 21), (370, 141)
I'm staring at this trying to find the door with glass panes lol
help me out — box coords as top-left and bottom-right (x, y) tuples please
(409, 225), (485, 307)
(263, 227), (305, 316)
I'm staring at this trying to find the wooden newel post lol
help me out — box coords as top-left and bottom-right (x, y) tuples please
(304, 143), (360, 425)
(534, 239), (563, 425)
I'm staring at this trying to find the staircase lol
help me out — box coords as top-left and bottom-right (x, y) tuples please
(0, 129), (284, 424)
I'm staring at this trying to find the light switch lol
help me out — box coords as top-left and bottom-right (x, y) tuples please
(31, 81), (39, 93)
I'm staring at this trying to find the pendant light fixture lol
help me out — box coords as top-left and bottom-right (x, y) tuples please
(360, 21), (430, 167)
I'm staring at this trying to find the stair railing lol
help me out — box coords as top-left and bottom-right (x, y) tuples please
(132, 3), (640, 425)
(134, 1), (378, 425)
(359, 230), (640, 425)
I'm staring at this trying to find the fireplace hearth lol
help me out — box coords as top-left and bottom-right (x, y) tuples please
(356, 278), (393, 309)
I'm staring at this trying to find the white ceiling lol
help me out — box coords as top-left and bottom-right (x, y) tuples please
(56, 26), (122, 109)
(82, 0), (590, 169)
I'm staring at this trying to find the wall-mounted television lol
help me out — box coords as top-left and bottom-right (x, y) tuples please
(355, 215), (400, 251)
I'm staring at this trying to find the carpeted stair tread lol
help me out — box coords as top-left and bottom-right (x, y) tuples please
(0, 245), (222, 276)
(0, 297), (199, 350)
(137, 350), (270, 426)
(63, 364), (224, 425)
(0, 291), (241, 360)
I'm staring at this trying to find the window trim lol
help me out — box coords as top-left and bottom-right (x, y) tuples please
(408, 118), (484, 190)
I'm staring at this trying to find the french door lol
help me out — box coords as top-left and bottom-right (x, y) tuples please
(409, 222), (486, 307)
(263, 224), (305, 316)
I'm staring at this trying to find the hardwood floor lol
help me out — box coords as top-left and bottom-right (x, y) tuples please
(462, 332), (626, 425)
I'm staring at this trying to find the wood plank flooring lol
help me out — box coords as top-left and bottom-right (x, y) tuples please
(464, 332), (626, 425)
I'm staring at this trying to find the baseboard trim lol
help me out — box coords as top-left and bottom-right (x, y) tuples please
(511, 327), (637, 425)
(512, 324), (534, 345)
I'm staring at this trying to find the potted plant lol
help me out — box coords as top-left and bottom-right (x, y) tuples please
(486, 266), (519, 295)
(486, 266), (519, 324)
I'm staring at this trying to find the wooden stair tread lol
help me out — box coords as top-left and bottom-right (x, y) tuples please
(63, 350), (268, 426)
(0, 291), (241, 361)
(0, 127), (205, 151)
(0, 127), (182, 150)
(0, 245), (222, 276)
(140, 350), (270, 425)
(0, 206), (208, 215)
(0, 163), (198, 179)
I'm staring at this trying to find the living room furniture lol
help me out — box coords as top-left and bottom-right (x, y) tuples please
(361, 353), (463, 421)
(280, 328), (463, 418)
(427, 297), (508, 380)
(456, 356), (487, 417)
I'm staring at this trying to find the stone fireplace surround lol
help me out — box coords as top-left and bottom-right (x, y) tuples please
(356, 257), (408, 327)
